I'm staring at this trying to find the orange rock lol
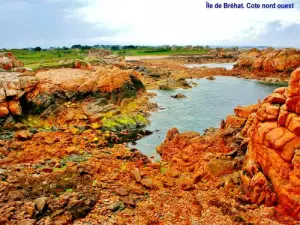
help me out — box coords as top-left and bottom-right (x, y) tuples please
(234, 104), (259, 119)
(278, 105), (289, 126)
(224, 115), (246, 129)
(286, 96), (300, 113)
(254, 121), (278, 144)
(264, 93), (286, 105)
(237, 49), (300, 72)
(273, 87), (286, 95)
(15, 130), (32, 140)
(286, 115), (300, 136)
(8, 100), (22, 115)
(74, 59), (93, 70)
(287, 68), (300, 97)
(281, 138), (300, 162)
(264, 127), (296, 150)
(256, 103), (280, 122)
(0, 102), (9, 117)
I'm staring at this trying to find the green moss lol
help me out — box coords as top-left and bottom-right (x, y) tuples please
(134, 114), (149, 126)
(102, 117), (121, 131)
(115, 116), (137, 127)
(102, 113), (149, 131)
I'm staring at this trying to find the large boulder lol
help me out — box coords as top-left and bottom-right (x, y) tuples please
(0, 72), (39, 122)
(236, 68), (300, 219)
(35, 66), (144, 105)
(0, 52), (24, 71)
(236, 48), (300, 72)
(74, 59), (93, 70)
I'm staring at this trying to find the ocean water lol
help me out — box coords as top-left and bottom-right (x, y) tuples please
(131, 76), (279, 161)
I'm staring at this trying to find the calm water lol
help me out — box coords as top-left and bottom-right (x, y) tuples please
(131, 76), (279, 161)
(185, 63), (235, 70)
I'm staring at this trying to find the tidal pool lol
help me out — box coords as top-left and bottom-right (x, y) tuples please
(131, 76), (280, 161)
(185, 63), (235, 70)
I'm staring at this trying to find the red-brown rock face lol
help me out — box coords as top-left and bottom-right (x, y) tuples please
(236, 48), (300, 72)
(236, 68), (300, 219)
(0, 52), (24, 71)
(0, 72), (39, 122)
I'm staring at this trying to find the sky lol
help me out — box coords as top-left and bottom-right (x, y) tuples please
(1, 0), (300, 48)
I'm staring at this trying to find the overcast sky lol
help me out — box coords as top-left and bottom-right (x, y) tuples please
(1, 0), (300, 48)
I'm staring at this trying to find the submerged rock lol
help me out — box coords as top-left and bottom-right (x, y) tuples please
(171, 93), (186, 99)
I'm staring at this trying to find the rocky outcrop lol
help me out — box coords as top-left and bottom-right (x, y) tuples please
(88, 49), (111, 58)
(74, 59), (93, 70)
(0, 72), (39, 122)
(35, 67), (144, 101)
(235, 68), (300, 219)
(236, 48), (300, 72)
(0, 52), (24, 71)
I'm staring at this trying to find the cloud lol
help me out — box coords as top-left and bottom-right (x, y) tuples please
(1, 0), (300, 48)
(0, 0), (117, 48)
(250, 21), (300, 47)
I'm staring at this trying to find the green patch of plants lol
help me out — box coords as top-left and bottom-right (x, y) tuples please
(102, 113), (149, 131)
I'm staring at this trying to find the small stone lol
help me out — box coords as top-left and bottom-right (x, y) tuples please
(34, 197), (48, 212)
(15, 130), (32, 140)
(123, 196), (136, 207)
(181, 182), (195, 191)
(141, 178), (153, 188)
(108, 201), (125, 212)
(66, 146), (77, 154)
(131, 168), (141, 182)
(69, 127), (81, 135)
(193, 170), (204, 184)
(114, 187), (129, 196)
(42, 168), (53, 173)
(0, 169), (5, 175)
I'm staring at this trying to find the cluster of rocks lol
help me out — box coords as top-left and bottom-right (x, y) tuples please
(0, 52), (24, 71)
(0, 72), (39, 123)
(233, 68), (300, 219)
(207, 49), (240, 59)
(88, 49), (111, 58)
(236, 48), (300, 72)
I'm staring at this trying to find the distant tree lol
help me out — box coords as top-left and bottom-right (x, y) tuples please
(71, 44), (82, 49)
(33, 47), (42, 51)
(111, 45), (120, 51)
(122, 45), (137, 50)
(80, 45), (92, 50)
(62, 46), (69, 50)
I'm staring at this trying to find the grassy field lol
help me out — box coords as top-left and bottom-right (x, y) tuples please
(10, 49), (87, 70)
(1, 47), (214, 70)
(112, 48), (210, 56)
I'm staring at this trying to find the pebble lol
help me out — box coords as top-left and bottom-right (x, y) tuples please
(108, 202), (125, 212)
(130, 168), (141, 182)
(114, 188), (129, 196)
(34, 197), (48, 212)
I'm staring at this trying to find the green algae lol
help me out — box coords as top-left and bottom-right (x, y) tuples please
(102, 113), (149, 131)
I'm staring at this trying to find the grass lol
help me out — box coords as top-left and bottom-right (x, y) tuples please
(112, 48), (210, 56)
(1, 47), (215, 70)
(257, 81), (288, 87)
(8, 49), (88, 70)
